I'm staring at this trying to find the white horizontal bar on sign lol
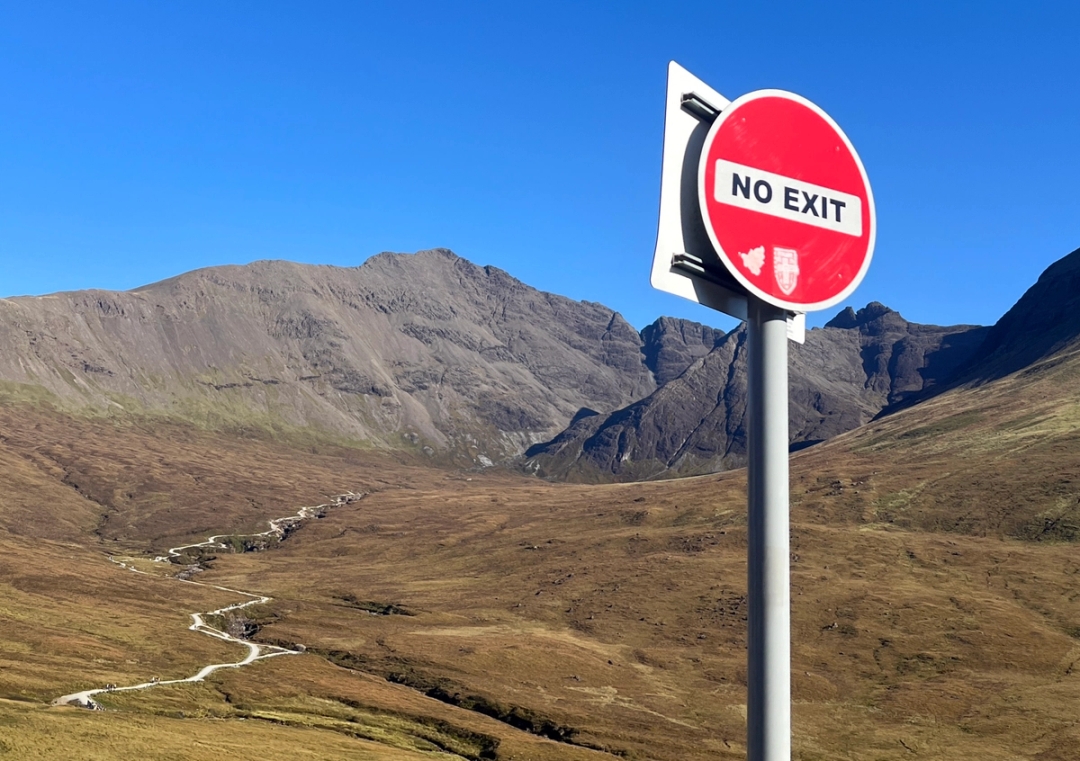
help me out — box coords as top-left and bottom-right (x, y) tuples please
(712, 159), (863, 237)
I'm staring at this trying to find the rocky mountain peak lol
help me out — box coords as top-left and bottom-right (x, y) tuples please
(640, 316), (727, 386)
(824, 306), (859, 329)
(0, 251), (665, 466)
(825, 301), (903, 333)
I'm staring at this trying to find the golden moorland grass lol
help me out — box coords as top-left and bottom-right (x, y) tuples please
(4, 351), (1080, 759)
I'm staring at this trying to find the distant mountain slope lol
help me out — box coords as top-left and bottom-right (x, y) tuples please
(0, 250), (665, 463)
(526, 304), (988, 481)
(13, 246), (1051, 478)
(952, 245), (1080, 382)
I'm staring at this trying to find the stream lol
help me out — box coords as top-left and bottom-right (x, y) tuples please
(52, 491), (365, 709)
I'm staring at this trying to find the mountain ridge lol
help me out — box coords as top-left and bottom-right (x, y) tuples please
(0, 250), (686, 465)
(19, 246), (1080, 480)
(525, 302), (989, 481)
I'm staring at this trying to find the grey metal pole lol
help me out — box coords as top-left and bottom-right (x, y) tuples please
(746, 295), (791, 761)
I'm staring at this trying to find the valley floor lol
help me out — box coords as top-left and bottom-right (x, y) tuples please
(3, 383), (1080, 759)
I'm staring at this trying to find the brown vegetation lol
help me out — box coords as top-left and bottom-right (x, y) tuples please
(4, 344), (1080, 759)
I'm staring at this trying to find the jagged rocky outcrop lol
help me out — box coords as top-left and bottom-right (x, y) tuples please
(640, 317), (728, 386)
(525, 303), (988, 481)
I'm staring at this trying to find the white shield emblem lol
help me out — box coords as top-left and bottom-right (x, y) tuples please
(773, 247), (799, 295)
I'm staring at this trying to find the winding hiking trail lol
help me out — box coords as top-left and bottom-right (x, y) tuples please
(53, 491), (365, 710)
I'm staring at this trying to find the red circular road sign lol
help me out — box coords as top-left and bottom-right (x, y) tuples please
(698, 89), (875, 312)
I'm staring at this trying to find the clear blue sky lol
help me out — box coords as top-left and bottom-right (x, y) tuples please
(2, 1), (1077, 333)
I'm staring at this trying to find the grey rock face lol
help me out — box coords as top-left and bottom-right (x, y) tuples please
(0, 250), (662, 464)
(526, 303), (987, 481)
(640, 317), (727, 386)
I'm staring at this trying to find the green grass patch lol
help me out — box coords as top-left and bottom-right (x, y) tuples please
(897, 411), (985, 441)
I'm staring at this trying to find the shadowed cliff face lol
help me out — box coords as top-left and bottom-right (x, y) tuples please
(0, 250), (667, 464)
(640, 317), (727, 386)
(526, 303), (988, 481)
